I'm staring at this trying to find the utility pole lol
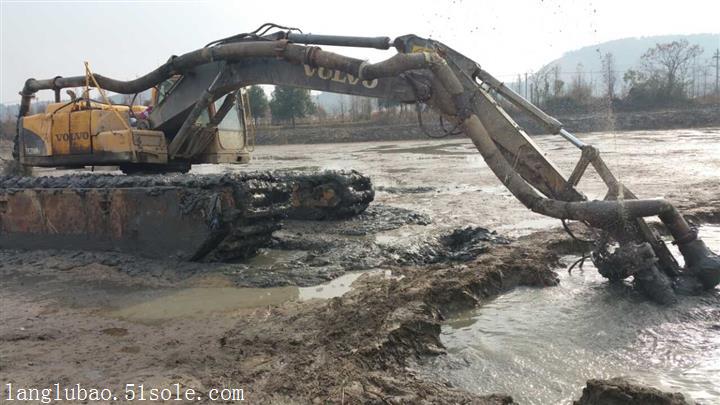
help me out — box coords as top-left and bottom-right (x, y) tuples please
(517, 74), (522, 94)
(713, 49), (719, 97)
(524, 72), (528, 98)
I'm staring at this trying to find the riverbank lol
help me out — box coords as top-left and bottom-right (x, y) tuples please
(254, 106), (720, 145)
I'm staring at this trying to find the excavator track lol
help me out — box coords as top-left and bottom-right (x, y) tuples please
(283, 169), (375, 220)
(0, 170), (374, 261)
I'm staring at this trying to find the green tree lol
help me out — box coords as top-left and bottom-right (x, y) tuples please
(246, 85), (269, 125)
(269, 86), (316, 127)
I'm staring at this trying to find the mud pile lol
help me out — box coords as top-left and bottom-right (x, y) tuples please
(218, 231), (563, 403)
(393, 225), (510, 264)
(574, 378), (696, 405)
(271, 209), (505, 280)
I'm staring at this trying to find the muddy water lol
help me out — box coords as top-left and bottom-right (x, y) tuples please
(195, 127), (720, 237)
(108, 270), (379, 323)
(197, 129), (719, 402)
(421, 226), (720, 404)
(34, 128), (719, 237)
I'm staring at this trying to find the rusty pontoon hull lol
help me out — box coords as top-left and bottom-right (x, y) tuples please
(0, 174), (290, 261)
(0, 170), (375, 261)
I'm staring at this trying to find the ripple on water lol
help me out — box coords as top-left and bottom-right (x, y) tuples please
(422, 225), (720, 404)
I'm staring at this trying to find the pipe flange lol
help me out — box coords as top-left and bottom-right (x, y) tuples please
(357, 61), (369, 80)
(303, 46), (321, 67)
(51, 76), (63, 91)
(672, 228), (698, 245)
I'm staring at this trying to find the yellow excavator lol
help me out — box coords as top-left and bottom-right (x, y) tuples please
(3, 23), (719, 304)
(15, 71), (252, 174)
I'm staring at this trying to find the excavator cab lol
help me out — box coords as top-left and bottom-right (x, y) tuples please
(192, 91), (253, 165)
(150, 77), (253, 165)
(147, 76), (253, 169)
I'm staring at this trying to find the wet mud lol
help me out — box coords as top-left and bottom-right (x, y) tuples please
(417, 225), (720, 404)
(215, 234), (562, 404)
(574, 378), (696, 405)
(2, 129), (719, 403)
(0, 203), (502, 289)
(6, 220), (683, 403)
(0, 212), (564, 404)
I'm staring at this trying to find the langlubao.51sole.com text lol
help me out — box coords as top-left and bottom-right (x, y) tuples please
(3, 383), (245, 403)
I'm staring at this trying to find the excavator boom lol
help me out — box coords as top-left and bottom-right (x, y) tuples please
(6, 25), (719, 303)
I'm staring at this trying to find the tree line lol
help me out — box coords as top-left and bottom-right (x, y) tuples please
(521, 40), (718, 114)
(246, 40), (718, 127)
(245, 85), (408, 128)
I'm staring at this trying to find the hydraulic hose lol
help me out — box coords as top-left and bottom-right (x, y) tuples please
(19, 41), (301, 117)
(16, 38), (696, 239)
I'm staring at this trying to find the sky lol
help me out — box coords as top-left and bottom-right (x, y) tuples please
(1, 0), (718, 104)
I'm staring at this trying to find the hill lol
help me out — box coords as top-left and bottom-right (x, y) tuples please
(534, 33), (719, 95)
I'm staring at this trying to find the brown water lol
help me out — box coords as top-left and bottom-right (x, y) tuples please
(108, 270), (381, 322)
(421, 226), (720, 404)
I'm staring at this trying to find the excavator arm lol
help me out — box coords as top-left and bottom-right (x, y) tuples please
(9, 25), (720, 303)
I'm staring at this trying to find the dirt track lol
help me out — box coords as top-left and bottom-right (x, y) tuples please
(1, 128), (719, 403)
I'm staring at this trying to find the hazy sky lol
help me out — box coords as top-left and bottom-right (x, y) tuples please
(1, 0), (718, 103)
